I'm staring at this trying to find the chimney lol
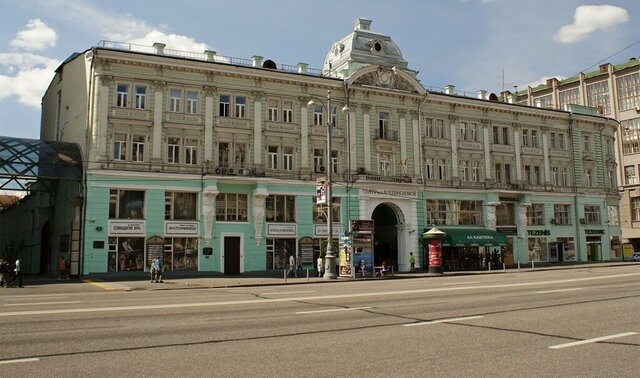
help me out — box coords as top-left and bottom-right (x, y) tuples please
(444, 85), (455, 95)
(297, 63), (308, 74)
(204, 50), (217, 62)
(153, 42), (166, 55)
(477, 90), (487, 100)
(353, 18), (372, 31)
(599, 64), (609, 73)
(252, 55), (264, 68)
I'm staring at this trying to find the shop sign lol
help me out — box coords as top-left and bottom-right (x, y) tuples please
(299, 237), (314, 264)
(585, 229), (605, 235)
(267, 223), (297, 236)
(528, 229), (551, 236)
(496, 227), (517, 236)
(165, 222), (199, 235)
(109, 220), (145, 235)
(314, 224), (343, 237)
(361, 189), (417, 198)
(351, 219), (374, 233)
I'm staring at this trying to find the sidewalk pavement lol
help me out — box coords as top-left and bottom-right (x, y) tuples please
(6, 261), (638, 293)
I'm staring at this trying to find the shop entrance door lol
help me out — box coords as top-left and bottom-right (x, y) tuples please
(224, 236), (241, 275)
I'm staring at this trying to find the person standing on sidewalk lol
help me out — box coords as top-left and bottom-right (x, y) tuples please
(58, 256), (69, 280)
(6, 256), (23, 288)
(150, 256), (163, 283)
(288, 254), (297, 277)
(409, 252), (416, 273)
(316, 256), (323, 277)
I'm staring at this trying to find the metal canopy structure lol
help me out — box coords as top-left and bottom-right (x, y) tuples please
(0, 136), (83, 192)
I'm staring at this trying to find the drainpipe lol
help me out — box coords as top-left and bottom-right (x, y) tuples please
(418, 93), (429, 189)
(568, 113), (582, 262)
(342, 80), (351, 226)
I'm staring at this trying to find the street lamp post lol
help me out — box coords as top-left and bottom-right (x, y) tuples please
(308, 90), (348, 280)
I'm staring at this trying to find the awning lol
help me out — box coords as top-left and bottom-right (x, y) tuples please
(438, 228), (508, 247)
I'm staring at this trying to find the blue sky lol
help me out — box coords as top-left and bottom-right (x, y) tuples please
(0, 0), (638, 139)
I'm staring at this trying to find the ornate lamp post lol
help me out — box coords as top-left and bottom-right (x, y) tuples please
(308, 90), (348, 280)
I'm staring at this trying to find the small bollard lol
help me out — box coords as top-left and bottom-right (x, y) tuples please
(518, 261), (521, 271)
(306, 269), (309, 281)
(488, 263), (491, 272)
(284, 269), (287, 282)
(531, 260), (535, 269)
(502, 263), (506, 271)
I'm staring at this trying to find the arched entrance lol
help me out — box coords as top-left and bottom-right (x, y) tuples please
(371, 203), (403, 269)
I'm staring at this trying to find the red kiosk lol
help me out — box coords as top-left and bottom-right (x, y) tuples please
(423, 226), (446, 274)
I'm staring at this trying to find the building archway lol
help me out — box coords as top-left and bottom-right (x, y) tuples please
(371, 202), (404, 269)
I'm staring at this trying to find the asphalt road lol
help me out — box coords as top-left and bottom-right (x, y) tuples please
(1, 266), (639, 377)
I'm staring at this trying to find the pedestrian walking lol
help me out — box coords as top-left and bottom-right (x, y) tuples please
(288, 254), (297, 277)
(409, 252), (416, 273)
(6, 256), (23, 288)
(316, 256), (323, 277)
(0, 258), (9, 287)
(58, 256), (69, 280)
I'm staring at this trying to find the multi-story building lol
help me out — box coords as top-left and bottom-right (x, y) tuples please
(512, 58), (639, 254)
(1, 18), (620, 276)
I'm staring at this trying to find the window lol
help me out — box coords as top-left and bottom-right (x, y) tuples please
(109, 189), (144, 219)
(165, 192), (197, 220)
(558, 88), (580, 109)
(135, 85), (146, 109)
(586, 81), (610, 114)
(524, 165), (532, 185)
(583, 135), (591, 152)
(378, 112), (389, 139)
(553, 204), (570, 225)
(283, 101), (293, 123)
(533, 166), (541, 185)
(584, 205), (601, 225)
(561, 167), (568, 186)
(493, 126), (500, 144)
(460, 122), (468, 141)
(313, 105), (323, 126)
(283, 147), (293, 171)
(504, 164), (512, 184)
(522, 130), (530, 147)
(552, 167), (559, 186)
(425, 158), (434, 179)
(622, 118), (640, 154)
(460, 160), (469, 181)
(330, 150), (338, 174)
(625, 165), (636, 185)
(494, 163), (502, 183)
(379, 152), (391, 176)
(167, 137), (180, 164)
(268, 99), (279, 122)
(585, 169), (593, 187)
(185, 139), (197, 165)
(312, 197), (341, 223)
(313, 149), (324, 170)
(435, 119), (445, 138)
(502, 127), (510, 145)
(425, 118), (433, 137)
(113, 133), (127, 161)
(265, 238), (295, 270)
(523, 128), (540, 148)
(219, 94), (230, 117)
(496, 202), (515, 226)
(527, 204), (545, 226)
(528, 237), (548, 262)
(471, 161), (480, 182)
(116, 83), (129, 107)
(132, 135), (145, 162)
(457, 200), (482, 225)
(108, 237), (144, 272)
(436, 159), (447, 180)
(218, 142), (230, 167)
(550, 132), (556, 149)
(534, 94), (553, 108)
(426, 200), (447, 225)
(169, 89), (182, 112)
(531, 130), (538, 147)
(632, 198), (640, 221)
(469, 122), (478, 142)
(267, 146), (278, 169)
(216, 193), (248, 222)
(266, 195), (296, 222)
(235, 96), (246, 118)
(164, 237), (198, 271)
(616, 73), (640, 111)
(186, 91), (198, 114)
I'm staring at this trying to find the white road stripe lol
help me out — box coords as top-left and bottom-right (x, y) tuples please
(4, 301), (82, 307)
(0, 358), (40, 365)
(3, 294), (70, 301)
(261, 290), (315, 295)
(403, 316), (484, 326)
(1, 272), (638, 318)
(296, 307), (372, 314)
(441, 281), (480, 286)
(536, 288), (583, 294)
(549, 332), (638, 349)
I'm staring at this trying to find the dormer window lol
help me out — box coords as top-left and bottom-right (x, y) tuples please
(371, 40), (383, 53)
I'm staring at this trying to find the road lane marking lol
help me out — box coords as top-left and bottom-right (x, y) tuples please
(261, 290), (315, 295)
(4, 301), (82, 307)
(549, 332), (638, 349)
(1, 272), (639, 318)
(441, 281), (480, 286)
(0, 358), (40, 365)
(403, 316), (484, 326)
(296, 307), (372, 314)
(536, 288), (583, 294)
(3, 294), (70, 301)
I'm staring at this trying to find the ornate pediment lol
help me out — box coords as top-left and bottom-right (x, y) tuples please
(351, 67), (422, 93)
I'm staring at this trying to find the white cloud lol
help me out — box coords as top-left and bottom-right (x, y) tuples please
(128, 30), (209, 52)
(0, 53), (59, 108)
(10, 18), (57, 51)
(554, 5), (629, 44)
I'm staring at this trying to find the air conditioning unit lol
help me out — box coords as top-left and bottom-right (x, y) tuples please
(227, 168), (235, 175)
(220, 168), (227, 175)
(237, 168), (245, 175)
(315, 165), (326, 173)
(579, 218), (586, 225)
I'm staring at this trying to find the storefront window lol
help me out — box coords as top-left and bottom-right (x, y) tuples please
(557, 237), (576, 261)
(109, 189), (145, 219)
(496, 202), (515, 225)
(266, 238), (295, 269)
(108, 237), (144, 272)
(528, 237), (548, 262)
(164, 237), (198, 271)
